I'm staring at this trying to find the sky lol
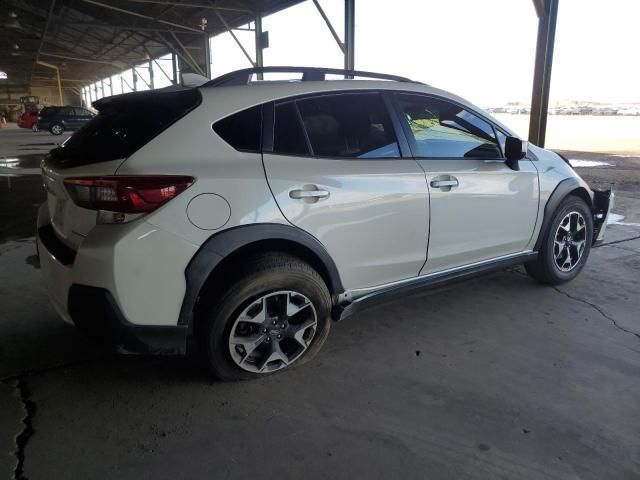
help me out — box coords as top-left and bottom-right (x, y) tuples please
(210, 0), (640, 108)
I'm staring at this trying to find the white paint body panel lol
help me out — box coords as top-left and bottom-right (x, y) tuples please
(38, 203), (199, 326)
(263, 154), (429, 289)
(418, 158), (539, 273)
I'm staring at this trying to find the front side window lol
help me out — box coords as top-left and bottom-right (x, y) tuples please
(396, 94), (501, 159)
(295, 93), (400, 158)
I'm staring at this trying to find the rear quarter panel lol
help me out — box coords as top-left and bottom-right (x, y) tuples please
(115, 94), (288, 247)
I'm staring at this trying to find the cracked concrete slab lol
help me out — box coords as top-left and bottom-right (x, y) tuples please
(556, 238), (640, 337)
(13, 258), (640, 479)
(0, 241), (100, 380)
(0, 383), (24, 480)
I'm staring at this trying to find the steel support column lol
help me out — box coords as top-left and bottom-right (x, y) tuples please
(528, 0), (559, 147)
(149, 59), (155, 88)
(255, 11), (264, 80)
(344, 0), (355, 74)
(203, 34), (212, 79)
(35, 60), (63, 105)
(172, 53), (178, 84)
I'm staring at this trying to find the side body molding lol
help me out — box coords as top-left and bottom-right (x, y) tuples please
(534, 177), (592, 251)
(178, 223), (345, 329)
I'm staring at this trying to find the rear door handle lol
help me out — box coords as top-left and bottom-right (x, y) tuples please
(289, 185), (330, 202)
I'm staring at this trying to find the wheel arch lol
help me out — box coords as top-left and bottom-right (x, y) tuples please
(534, 178), (593, 251)
(178, 223), (345, 333)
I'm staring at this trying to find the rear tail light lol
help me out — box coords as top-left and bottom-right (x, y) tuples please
(64, 175), (194, 217)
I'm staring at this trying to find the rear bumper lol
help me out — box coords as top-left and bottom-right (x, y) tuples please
(68, 285), (187, 354)
(37, 203), (196, 354)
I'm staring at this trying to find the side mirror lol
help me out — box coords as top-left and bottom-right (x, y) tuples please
(505, 136), (527, 171)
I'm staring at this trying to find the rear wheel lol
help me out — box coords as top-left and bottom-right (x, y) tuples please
(49, 123), (64, 135)
(200, 253), (332, 381)
(525, 195), (593, 284)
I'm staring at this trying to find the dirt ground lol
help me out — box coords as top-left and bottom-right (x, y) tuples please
(555, 150), (640, 195)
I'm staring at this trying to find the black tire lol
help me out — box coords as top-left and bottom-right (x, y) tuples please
(49, 123), (64, 135)
(200, 253), (332, 381)
(525, 195), (593, 284)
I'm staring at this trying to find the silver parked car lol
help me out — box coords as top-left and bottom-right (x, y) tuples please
(37, 67), (613, 380)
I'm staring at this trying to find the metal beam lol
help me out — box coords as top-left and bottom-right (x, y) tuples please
(532, 0), (546, 19)
(134, 65), (152, 89)
(204, 34), (212, 78)
(169, 32), (207, 75)
(122, 0), (251, 12)
(29, 0), (57, 88)
(172, 52), (178, 83)
(80, 0), (204, 33)
(147, 32), (202, 75)
(40, 52), (124, 67)
(213, 9), (256, 67)
(50, 21), (204, 34)
(311, 0), (344, 53)
(36, 60), (63, 105)
(344, 0), (355, 74)
(146, 47), (174, 84)
(528, 0), (559, 147)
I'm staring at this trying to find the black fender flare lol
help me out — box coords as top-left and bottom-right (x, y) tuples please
(178, 223), (344, 329)
(534, 178), (592, 251)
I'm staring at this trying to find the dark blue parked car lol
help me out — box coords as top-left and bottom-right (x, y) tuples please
(37, 106), (95, 135)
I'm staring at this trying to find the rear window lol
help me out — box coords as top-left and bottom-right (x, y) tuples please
(48, 89), (201, 168)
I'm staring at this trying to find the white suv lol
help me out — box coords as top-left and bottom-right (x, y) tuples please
(37, 67), (613, 380)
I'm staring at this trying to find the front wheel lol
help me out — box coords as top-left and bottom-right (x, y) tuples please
(49, 123), (64, 135)
(525, 195), (593, 284)
(200, 253), (332, 381)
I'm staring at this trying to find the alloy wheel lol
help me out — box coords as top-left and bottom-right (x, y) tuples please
(553, 211), (587, 272)
(228, 290), (318, 373)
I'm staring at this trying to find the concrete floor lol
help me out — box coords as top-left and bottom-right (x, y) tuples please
(1, 125), (639, 479)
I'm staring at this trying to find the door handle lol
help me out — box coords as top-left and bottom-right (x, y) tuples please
(430, 176), (459, 190)
(289, 185), (330, 203)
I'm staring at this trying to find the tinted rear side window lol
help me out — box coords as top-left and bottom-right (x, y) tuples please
(40, 107), (59, 118)
(48, 89), (201, 168)
(274, 102), (309, 155)
(296, 93), (400, 158)
(213, 105), (262, 152)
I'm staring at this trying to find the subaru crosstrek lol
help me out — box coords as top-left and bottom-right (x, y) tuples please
(37, 67), (613, 380)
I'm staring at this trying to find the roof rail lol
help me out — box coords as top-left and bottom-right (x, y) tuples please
(202, 66), (416, 87)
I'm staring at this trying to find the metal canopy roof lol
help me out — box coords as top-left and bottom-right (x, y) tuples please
(1, 0), (304, 91)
